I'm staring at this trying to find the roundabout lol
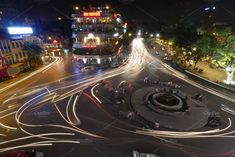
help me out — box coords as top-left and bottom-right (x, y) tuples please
(131, 86), (210, 131)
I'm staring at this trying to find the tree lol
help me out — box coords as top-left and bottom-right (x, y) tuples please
(211, 27), (235, 84)
(23, 42), (43, 67)
(173, 25), (199, 48)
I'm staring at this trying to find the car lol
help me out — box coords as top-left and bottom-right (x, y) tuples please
(132, 150), (158, 157)
(110, 63), (119, 68)
(163, 56), (172, 61)
(6, 150), (44, 157)
(80, 66), (95, 72)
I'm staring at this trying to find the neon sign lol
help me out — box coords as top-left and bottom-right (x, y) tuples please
(83, 12), (101, 17)
(7, 27), (33, 35)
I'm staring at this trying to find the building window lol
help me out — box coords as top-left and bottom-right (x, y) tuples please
(12, 42), (15, 49)
(24, 51), (28, 58)
(19, 52), (22, 58)
(15, 42), (19, 48)
(15, 53), (19, 60)
(21, 51), (24, 57)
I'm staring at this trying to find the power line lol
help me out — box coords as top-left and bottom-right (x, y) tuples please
(221, 6), (235, 18)
(180, 6), (204, 22)
(8, 5), (34, 23)
(50, 5), (72, 20)
(135, 5), (159, 23)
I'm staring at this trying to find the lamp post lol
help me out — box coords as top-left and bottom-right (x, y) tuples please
(224, 66), (235, 85)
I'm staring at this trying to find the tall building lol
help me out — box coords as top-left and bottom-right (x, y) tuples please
(71, 6), (127, 66)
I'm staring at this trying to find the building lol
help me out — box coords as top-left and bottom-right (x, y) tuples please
(43, 38), (63, 57)
(71, 6), (127, 66)
(0, 26), (40, 78)
(0, 39), (28, 65)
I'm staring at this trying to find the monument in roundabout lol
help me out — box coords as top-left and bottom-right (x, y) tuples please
(131, 86), (210, 131)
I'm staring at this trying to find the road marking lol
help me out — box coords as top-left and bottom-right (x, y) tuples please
(96, 120), (117, 134)
(61, 148), (75, 157)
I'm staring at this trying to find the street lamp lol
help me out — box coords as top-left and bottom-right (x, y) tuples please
(156, 33), (160, 38)
(192, 47), (197, 51)
(137, 30), (141, 37)
(58, 17), (62, 21)
(48, 36), (52, 40)
(128, 33), (132, 37)
(224, 66), (235, 85)
(106, 5), (110, 9)
(75, 6), (79, 10)
(150, 34), (153, 37)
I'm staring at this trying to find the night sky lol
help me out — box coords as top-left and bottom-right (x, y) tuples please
(2, 0), (235, 26)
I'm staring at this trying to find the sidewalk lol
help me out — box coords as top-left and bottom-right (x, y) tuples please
(153, 42), (235, 90)
(187, 61), (228, 83)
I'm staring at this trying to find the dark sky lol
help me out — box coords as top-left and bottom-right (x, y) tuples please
(3, 0), (235, 25)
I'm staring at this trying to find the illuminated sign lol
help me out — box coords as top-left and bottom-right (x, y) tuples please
(83, 12), (101, 17)
(7, 27), (33, 35)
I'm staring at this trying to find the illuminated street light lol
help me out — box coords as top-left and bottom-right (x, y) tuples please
(137, 30), (141, 37)
(106, 5), (110, 9)
(150, 34), (153, 37)
(58, 17), (62, 21)
(48, 36), (52, 40)
(128, 33), (132, 37)
(224, 66), (235, 85)
(75, 6), (79, 10)
(192, 47), (197, 51)
(156, 33), (160, 37)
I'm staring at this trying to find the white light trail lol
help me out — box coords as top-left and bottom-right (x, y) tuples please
(91, 84), (102, 104)
(72, 94), (81, 125)
(0, 123), (17, 130)
(0, 57), (61, 93)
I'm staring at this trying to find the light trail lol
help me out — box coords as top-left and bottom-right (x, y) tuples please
(0, 56), (61, 93)
(135, 118), (233, 139)
(0, 140), (80, 153)
(5, 38), (235, 155)
(149, 49), (235, 103)
(91, 83), (102, 104)
(0, 143), (52, 153)
(0, 123), (17, 130)
(72, 94), (81, 125)
(0, 133), (75, 145)
(66, 96), (73, 124)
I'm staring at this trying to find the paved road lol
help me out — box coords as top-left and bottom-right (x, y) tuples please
(1, 38), (235, 157)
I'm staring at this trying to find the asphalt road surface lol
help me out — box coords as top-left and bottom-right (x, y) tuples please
(0, 38), (235, 157)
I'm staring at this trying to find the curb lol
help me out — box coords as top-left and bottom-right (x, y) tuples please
(185, 70), (235, 92)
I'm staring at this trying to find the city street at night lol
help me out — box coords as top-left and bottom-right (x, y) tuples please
(0, 0), (235, 157)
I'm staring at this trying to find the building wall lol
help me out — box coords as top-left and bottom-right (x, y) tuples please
(0, 39), (28, 65)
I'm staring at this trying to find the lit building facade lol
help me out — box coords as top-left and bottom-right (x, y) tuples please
(71, 6), (127, 66)
(0, 39), (27, 65)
